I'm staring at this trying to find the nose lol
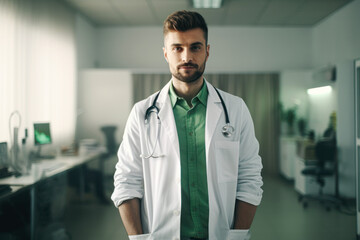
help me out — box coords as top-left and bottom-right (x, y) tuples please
(181, 48), (193, 63)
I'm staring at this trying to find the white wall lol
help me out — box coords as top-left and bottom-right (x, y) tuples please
(75, 15), (97, 142)
(312, 0), (360, 198)
(96, 26), (312, 72)
(208, 27), (312, 72)
(77, 70), (132, 146)
(76, 15), (97, 69)
(280, 71), (311, 123)
(307, 86), (337, 138)
(312, 0), (360, 68)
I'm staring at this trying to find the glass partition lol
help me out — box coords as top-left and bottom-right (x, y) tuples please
(355, 59), (360, 239)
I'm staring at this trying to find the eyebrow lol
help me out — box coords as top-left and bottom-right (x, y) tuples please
(190, 42), (204, 46)
(170, 42), (204, 47)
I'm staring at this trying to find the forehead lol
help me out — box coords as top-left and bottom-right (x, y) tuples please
(164, 28), (206, 46)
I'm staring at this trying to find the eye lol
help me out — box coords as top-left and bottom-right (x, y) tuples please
(173, 47), (182, 52)
(191, 45), (201, 51)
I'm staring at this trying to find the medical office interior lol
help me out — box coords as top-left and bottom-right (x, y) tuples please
(1, 0), (360, 239)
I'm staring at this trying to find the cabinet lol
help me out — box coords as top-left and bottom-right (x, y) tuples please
(294, 156), (335, 195)
(279, 137), (297, 180)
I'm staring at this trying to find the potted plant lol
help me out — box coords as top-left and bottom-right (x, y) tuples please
(284, 106), (298, 135)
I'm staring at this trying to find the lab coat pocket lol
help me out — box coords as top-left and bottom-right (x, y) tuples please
(215, 141), (240, 183)
(227, 229), (250, 240)
(128, 233), (151, 240)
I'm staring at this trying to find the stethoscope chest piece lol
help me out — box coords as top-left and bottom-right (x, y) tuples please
(222, 124), (235, 138)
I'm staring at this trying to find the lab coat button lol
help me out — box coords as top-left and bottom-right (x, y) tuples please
(173, 210), (180, 216)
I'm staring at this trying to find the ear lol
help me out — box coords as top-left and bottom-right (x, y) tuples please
(206, 44), (210, 61)
(163, 46), (168, 63)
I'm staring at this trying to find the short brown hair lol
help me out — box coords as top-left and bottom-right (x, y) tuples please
(163, 10), (208, 44)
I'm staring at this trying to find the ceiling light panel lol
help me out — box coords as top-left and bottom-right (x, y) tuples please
(193, 0), (223, 8)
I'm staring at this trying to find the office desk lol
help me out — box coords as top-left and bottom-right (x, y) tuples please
(0, 150), (104, 240)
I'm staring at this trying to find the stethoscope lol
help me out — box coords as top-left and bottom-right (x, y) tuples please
(140, 85), (235, 159)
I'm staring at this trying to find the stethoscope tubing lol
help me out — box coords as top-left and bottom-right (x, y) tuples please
(141, 84), (234, 158)
(213, 87), (230, 124)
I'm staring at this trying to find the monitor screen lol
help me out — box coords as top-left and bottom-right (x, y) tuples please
(34, 123), (52, 145)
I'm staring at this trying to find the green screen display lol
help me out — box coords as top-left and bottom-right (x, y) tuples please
(34, 123), (52, 145)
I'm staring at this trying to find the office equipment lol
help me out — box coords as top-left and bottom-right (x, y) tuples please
(33, 123), (55, 159)
(0, 149), (104, 240)
(9, 111), (22, 173)
(299, 138), (341, 210)
(0, 167), (13, 179)
(20, 128), (31, 174)
(0, 142), (14, 179)
(0, 142), (9, 166)
(34, 123), (52, 145)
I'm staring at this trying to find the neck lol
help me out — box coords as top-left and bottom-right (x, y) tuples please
(172, 77), (204, 105)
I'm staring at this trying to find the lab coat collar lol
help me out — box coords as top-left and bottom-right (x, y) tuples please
(205, 79), (221, 104)
(156, 80), (171, 104)
(204, 80), (222, 156)
(157, 81), (180, 160)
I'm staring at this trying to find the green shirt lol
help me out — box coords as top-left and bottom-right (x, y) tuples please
(169, 81), (209, 239)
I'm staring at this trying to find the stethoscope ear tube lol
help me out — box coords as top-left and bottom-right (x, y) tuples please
(213, 87), (230, 124)
(142, 91), (164, 158)
(145, 90), (161, 122)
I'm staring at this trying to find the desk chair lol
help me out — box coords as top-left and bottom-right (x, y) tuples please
(299, 138), (341, 211)
(100, 126), (118, 156)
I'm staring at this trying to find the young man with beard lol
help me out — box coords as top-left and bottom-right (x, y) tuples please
(112, 10), (263, 240)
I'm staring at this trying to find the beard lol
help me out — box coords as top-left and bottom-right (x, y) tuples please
(172, 59), (206, 83)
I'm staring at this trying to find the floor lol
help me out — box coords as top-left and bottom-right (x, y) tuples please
(63, 175), (357, 240)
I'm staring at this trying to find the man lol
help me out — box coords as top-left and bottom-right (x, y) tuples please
(111, 10), (263, 240)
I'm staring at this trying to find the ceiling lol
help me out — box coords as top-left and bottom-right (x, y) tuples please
(64, 0), (353, 27)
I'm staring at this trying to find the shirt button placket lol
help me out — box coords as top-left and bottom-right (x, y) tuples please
(173, 209), (180, 216)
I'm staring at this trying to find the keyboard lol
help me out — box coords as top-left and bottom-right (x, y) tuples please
(42, 162), (67, 173)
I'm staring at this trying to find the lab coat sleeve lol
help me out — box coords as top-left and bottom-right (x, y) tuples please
(236, 99), (263, 206)
(111, 104), (144, 207)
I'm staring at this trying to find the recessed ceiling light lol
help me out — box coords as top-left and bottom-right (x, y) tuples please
(307, 86), (332, 95)
(193, 0), (223, 8)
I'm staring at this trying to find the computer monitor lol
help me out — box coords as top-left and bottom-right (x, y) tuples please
(34, 123), (52, 145)
(33, 123), (55, 159)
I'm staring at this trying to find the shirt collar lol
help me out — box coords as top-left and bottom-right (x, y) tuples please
(169, 80), (208, 108)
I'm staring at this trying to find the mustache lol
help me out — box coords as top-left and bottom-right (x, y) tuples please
(178, 63), (198, 68)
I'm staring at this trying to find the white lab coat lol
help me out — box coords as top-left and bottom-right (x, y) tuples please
(111, 80), (263, 240)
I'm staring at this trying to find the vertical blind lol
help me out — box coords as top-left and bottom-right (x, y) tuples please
(206, 73), (280, 175)
(0, 0), (76, 146)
